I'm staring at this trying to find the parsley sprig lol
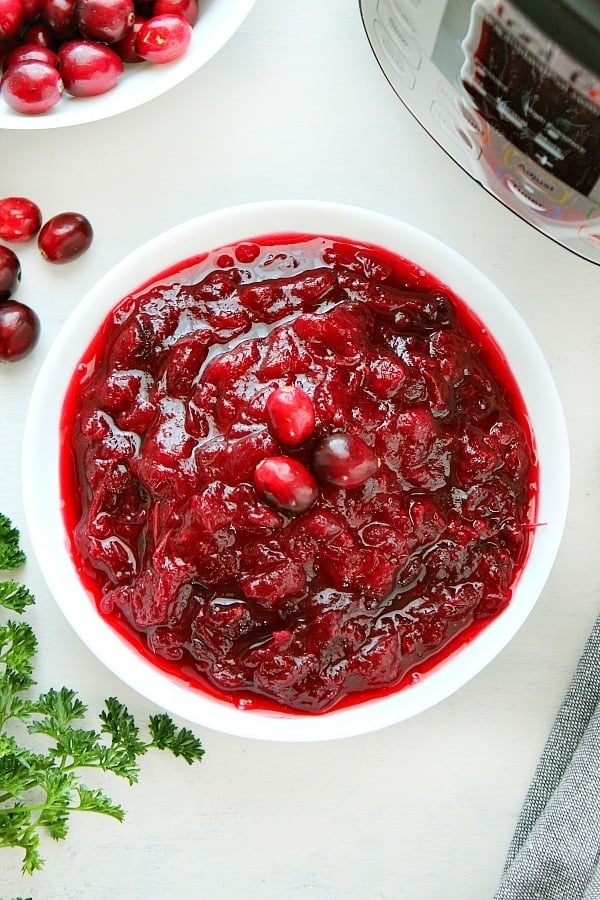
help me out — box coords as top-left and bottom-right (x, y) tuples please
(0, 513), (205, 875)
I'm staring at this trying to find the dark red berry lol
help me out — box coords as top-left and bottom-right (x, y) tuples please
(0, 0), (25, 42)
(75, 0), (135, 43)
(113, 12), (144, 62)
(3, 43), (59, 72)
(0, 244), (21, 300)
(254, 455), (319, 516)
(0, 196), (42, 243)
(265, 385), (315, 447)
(312, 432), (379, 488)
(22, 0), (41, 22)
(40, 0), (76, 39)
(0, 300), (40, 361)
(38, 211), (93, 262)
(59, 40), (122, 96)
(152, 0), (197, 26)
(135, 12), (190, 63)
(0, 60), (63, 113)
(21, 21), (56, 47)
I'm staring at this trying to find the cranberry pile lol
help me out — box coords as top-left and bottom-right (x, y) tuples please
(61, 234), (537, 713)
(0, 0), (196, 114)
(0, 194), (92, 361)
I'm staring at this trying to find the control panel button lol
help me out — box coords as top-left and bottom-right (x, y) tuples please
(374, 19), (416, 89)
(377, 0), (421, 68)
(504, 148), (569, 204)
(430, 100), (481, 159)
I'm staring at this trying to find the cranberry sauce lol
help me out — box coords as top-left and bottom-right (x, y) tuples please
(60, 234), (538, 714)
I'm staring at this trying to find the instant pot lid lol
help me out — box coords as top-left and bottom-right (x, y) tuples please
(512, 0), (600, 76)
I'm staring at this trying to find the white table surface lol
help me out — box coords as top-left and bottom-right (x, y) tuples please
(1, 2), (599, 897)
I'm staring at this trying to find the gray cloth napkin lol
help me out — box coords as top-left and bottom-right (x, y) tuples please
(494, 613), (600, 900)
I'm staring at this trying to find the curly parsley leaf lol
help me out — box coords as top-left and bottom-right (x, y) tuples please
(0, 514), (205, 875)
(0, 514), (26, 571)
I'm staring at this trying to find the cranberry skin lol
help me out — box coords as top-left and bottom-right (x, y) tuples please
(152, 0), (197, 26)
(22, 0), (41, 22)
(0, 0), (24, 42)
(265, 385), (315, 447)
(113, 12), (144, 62)
(1, 61), (63, 114)
(22, 21), (56, 47)
(59, 40), (123, 96)
(0, 196), (42, 243)
(135, 13), (191, 63)
(38, 211), (93, 262)
(254, 456), (319, 516)
(0, 245), (21, 300)
(0, 300), (40, 361)
(75, 0), (135, 43)
(3, 44), (59, 72)
(312, 432), (379, 488)
(40, 0), (76, 39)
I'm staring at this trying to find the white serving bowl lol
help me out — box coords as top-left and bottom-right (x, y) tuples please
(22, 200), (570, 741)
(0, 0), (255, 129)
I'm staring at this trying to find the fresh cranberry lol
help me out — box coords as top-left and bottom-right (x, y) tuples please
(3, 43), (59, 72)
(0, 196), (42, 243)
(75, 0), (135, 43)
(0, 60), (63, 113)
(0, 0), (24, 42)
(40, 0), (76, 39)
(152, 0), (197, 26)
(312, 432), (379, 488)
(113, 12), (144, 62)
(0, 244), (21, 300)
(21, 22), (56, 47)
(265, 385), (315, 447)
(59, 40), (122, 95)
(135, 13), (190, 63)
(38, 211), (93, 262)
(0, 300), (40, 361)
(22, 0), (40, 22)
(254, 455), (319, 516)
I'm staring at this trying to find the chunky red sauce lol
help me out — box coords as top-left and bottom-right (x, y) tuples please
(60, 234), (537, 713)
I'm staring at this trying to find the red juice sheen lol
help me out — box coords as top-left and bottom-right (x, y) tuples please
(60, 233), (538, 714)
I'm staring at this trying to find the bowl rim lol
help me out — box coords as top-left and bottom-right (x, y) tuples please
(22, 199), (570, 741)
(0, 0), (256, 130)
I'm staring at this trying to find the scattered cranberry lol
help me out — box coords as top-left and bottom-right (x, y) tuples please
(312, 432), (379, 488)
(135, 13), (191, 63)
(0, 244), (21, 300)
(0, 196), (42, 243)
(59, 39), (122, 96)
(265, 385), (315, 447)
(0, 300), (40, 361)
(75, 0), (134, 44)
(1, 60), (63, 113)
(38, 211), (93, 262)
(0, 0), (24, 41)
(254, 455), (319, 516)
(3, 43), (59, 71)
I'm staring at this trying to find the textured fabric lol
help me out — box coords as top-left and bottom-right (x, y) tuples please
(494, 614), (600, 900)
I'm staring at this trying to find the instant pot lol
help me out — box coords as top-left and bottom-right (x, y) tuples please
(359, 0), (600, 264)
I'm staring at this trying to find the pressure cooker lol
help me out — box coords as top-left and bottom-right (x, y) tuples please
(359, 0), (600, 264)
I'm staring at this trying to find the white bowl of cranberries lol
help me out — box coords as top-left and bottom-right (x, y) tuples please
(0, 0), (255, 127)
(22, 200), (570, 741)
